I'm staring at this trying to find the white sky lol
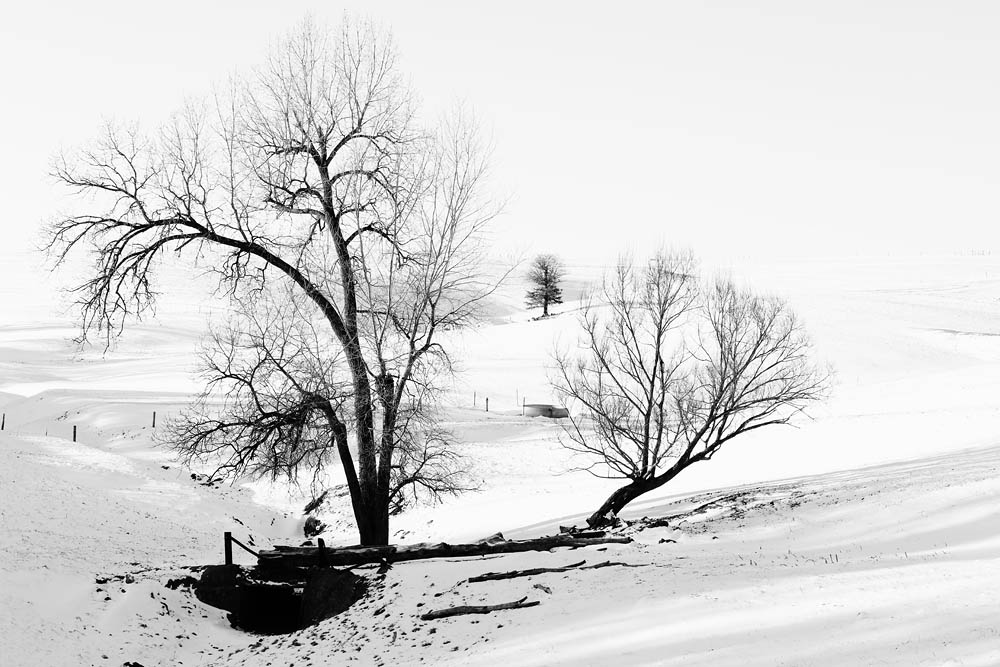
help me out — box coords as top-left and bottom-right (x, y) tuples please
(1, 0), (998, 271)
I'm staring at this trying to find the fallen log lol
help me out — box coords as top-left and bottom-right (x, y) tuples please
(257, 534), (632, 569)
(580, 560), (647, 571)
(631, 516), (671, 530)
(467, 559), (645, 583)
(467, 560), (587, 582)
(420, 596), (540, 621)
(558, 528), (609, 539)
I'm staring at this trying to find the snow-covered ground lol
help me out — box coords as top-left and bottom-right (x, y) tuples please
(1, 254), (999, 665)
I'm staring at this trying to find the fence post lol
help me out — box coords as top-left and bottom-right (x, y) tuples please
(522, 397), (525, 417)
(473, 391), (476, 407)
(1, 413), (4, 431)
(72, 425), (77, 442)
(224, 531), (233, 565)
(152, 411), (156, 428)
(485, 397), (489, 412)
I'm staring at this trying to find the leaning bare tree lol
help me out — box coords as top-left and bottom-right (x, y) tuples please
(552, 250), (829, 528)
(47, 18), (504, 545)
(525, 253), (564, 317)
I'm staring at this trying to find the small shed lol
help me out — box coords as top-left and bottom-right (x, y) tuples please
(523, 403), (569, 419)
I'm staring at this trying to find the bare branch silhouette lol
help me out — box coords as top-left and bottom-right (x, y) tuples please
(552, 250), (829, 527)
(48, 17), (507, 545)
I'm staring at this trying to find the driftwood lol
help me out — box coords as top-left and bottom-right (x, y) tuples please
(257, 533), (633, 569)
(420, 596), (540, 621)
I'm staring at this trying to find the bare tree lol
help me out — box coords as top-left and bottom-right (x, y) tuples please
(552, 250), (829, 528)
(525, 253), (564, 317)
(47, 18), (505, 545)
(170, 287), (352, 486)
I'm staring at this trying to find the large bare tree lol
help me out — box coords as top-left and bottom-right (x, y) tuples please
(47, 18), (504, 545)
(552, 250), (829, 528)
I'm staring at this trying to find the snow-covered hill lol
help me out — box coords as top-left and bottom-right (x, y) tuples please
(1, 254), (999, 665)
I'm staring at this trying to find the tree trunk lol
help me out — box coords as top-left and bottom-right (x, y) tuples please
(320, 398), (388, 547)
(370, 502), (390, 545)
(586, 480), (651, 528)
(586, 450), (703, 528)
(355, 506), (389, 546)
(328, 217), (389, 546)
(327, 416), (366, 535)
(586, 467), (687, 528)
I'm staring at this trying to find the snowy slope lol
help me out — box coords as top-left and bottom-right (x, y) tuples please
(225, 442), (1000, 667)
(3, 427), (996, 666)
(1, 254), (999, 665)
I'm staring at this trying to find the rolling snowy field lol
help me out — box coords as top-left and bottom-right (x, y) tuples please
(1, 253), (999, 665)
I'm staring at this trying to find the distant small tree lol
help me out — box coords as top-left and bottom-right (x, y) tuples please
(552, 249), (829, 528)
(525, 254), (564, 317)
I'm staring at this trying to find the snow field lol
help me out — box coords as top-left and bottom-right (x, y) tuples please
(0, 254), (998, 665)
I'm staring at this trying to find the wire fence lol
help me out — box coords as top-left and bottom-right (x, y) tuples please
(0, 409), (163, 442)
(0, 390), (568, 444)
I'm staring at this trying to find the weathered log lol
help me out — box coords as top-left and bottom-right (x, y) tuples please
(467, 560), (587, 583)
(257, 534), (632, 569)
(467, 559), (644, 583)
(420, 596), (540, 621)
(632, 516), (671, 530)
(558, 527), (608, 539)
(580, 560), (646, 571)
